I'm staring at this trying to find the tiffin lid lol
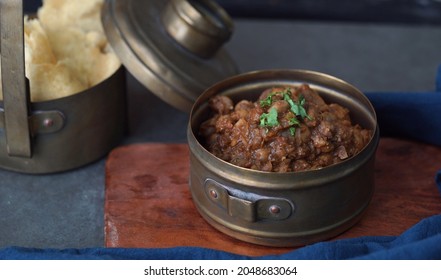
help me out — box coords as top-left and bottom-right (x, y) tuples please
(101, 0), (239, 112)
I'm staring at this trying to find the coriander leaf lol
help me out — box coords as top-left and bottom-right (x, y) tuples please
(291, 103), (300, 116)
(283, 93), (296, 111)
(297, 95), (313, 120)
(299, 106), (308, 118)
(285, 94), (312, 121)
(299, 95), (306, 106)
(266, 107), (279, 126)
(289, 117), (300, 126)
(259, 116), (265, 126)
(260, 93), (275, 107)
(289, 127), (296, 136)
(260, 107), (279, 127)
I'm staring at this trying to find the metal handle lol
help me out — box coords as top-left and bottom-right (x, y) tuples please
(162, 0), (234, 58)
(204, 179), (294, 222)
(0, 0), (32, 158)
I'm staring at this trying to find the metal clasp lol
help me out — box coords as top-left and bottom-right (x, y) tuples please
(204, 178), (294, 222)
(0, 109), (65, 135)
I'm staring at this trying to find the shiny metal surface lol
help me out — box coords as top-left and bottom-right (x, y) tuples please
(0, 0), (31, 157)
(102, 0), (238, 112)
(162, 0), (233, 58)
(188, 69), (379, 246)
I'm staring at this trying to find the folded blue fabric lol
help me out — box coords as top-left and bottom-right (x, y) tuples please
(366, 91), (441, 146)
(365, 64), (441, 146)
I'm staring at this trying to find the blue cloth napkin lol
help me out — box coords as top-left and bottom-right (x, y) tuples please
(366, 91), (441, 146)
(1, 68), (441, 260)
(365, 64), (441, 146)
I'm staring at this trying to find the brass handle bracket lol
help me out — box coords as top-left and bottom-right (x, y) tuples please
(204, 178), (294, 222)
(0, 109), (66, 134)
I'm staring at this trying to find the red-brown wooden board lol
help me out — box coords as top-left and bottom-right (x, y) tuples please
(104, 138), (441, 257)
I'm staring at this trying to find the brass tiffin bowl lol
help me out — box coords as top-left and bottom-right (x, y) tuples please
(0, 68), (126, 174)
(0, 0), (125, 174)
(187, 69), (379, 247)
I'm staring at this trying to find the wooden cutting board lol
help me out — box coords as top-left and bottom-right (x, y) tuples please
(104, 138), (441, 257)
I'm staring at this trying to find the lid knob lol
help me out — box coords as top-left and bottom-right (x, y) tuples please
(162, 0), (234, 58)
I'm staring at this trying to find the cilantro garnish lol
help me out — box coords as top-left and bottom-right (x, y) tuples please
(259, 93), (276, 107)
(289, 127), (296, 136)
(260, 107), (279, 127)
(289, 117), (300, 126)
(289, 95), (313, 120)
(259, 87), (312, 135)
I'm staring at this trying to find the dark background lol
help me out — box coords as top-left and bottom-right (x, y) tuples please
(24, 0), (441, 25)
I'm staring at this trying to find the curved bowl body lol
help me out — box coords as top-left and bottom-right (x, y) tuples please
(0, 67), (126, 174)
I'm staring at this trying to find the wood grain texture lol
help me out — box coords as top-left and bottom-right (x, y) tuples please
(104, 139), (441, 257)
